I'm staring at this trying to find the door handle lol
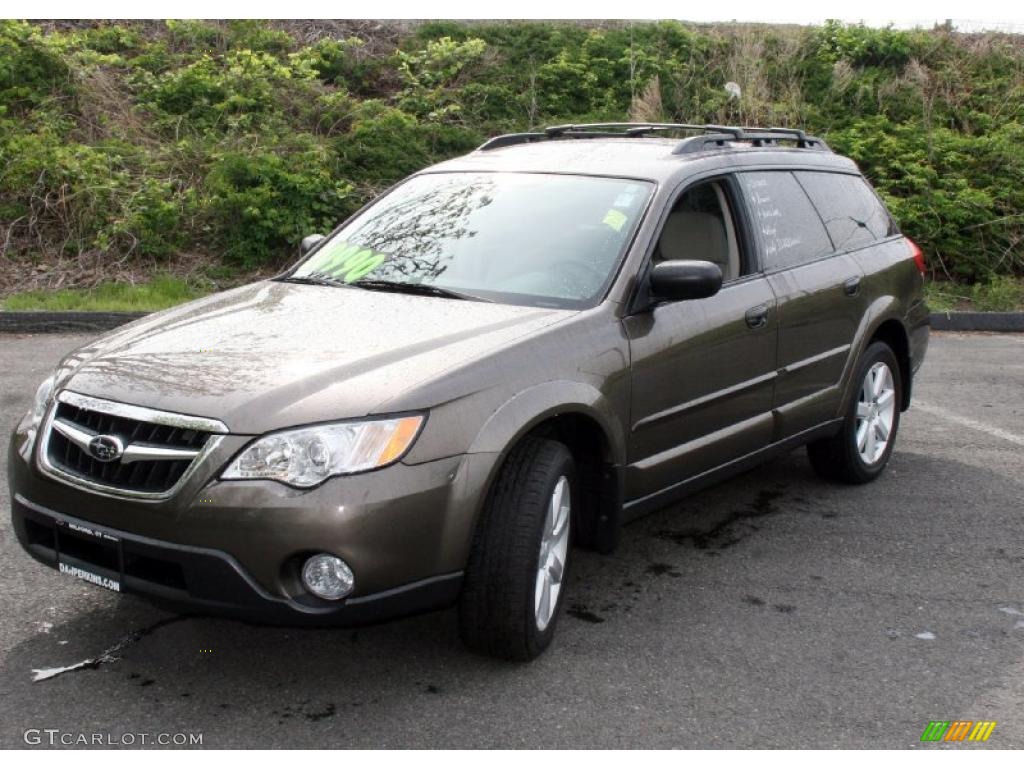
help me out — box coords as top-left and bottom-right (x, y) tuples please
(745, 304), (769, 329)
(843, 276), (861, 297)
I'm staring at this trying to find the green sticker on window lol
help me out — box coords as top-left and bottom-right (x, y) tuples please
(342, 252), (385, 282)
(319, 242), (363, 272)
(303, 240), (387, 282)
(602, 209), (628, 232)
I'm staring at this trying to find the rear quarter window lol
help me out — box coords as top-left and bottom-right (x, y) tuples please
(794, 171), (897, 252)
(737, 171), (833, 271)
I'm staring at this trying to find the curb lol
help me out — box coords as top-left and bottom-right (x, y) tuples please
(0, 311), (148, 334)
(1, 310), (1023, 334)
(927, 311), (1024, 333)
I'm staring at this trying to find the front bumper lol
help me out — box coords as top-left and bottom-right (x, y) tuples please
(9, 425), (491, 626)
(12, 495), (462, 626)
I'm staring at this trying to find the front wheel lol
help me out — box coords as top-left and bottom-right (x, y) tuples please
(458, 436), (574, 661)
(807, 341), (902, 484)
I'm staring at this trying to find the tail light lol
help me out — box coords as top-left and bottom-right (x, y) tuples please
(906, 237), (926, 275)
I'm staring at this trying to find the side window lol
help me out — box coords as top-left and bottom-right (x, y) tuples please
(737, 171), (832, 271)
(654, 180), (745, 282)
(795, 171), (896, 252)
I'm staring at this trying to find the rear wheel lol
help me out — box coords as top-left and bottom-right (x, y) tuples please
(459, 436), (574, 661)
(807, 341), (902, 484)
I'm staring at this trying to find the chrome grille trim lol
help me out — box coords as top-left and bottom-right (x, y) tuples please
(37, 390), (228, 502)
(56, 390), (228, 434)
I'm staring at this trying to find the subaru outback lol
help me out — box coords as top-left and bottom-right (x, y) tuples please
(9, 123), (929, 660)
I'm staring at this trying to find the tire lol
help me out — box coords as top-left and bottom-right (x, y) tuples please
(459, 436), (575, 661)
(807, 341), (902, 485)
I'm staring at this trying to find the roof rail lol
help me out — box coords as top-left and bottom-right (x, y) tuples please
(477, 131), (547, 150)
(476, 122), (830, 154)
(674, 128), (830, 154)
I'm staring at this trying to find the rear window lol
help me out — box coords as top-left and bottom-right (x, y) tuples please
(795, 172), (896, 252)
(737, 171), (832, 271)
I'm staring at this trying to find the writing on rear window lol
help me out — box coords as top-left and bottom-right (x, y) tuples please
(738, 171), (833, 270)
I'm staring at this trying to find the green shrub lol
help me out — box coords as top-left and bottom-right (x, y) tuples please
(203, 146), (353, 267)
(396, 36), (487, 120)
(334, 103), (430, 183)
(815, 20), (914, 66)
(0, 20), (69, 115)
(535, 51), (602, 116)
(293, 37), (372, 88)
(225, 20), (293, 56)
(165, 20), (224, 53)
(2, 20), (1023, 291)
(827, 117), (1024, 281)
(102, 177), (188, 257)
(333, 102), (481, 192)
(75, 24), (144, 55)
(136, 49), (317, 133)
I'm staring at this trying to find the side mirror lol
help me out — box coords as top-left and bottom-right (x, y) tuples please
(649, 260), (723, 302)
(300, 234), (325, 257)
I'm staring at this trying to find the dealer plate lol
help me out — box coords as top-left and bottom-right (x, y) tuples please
(57, 562), (121, 592)
(54, 519), (122, 592)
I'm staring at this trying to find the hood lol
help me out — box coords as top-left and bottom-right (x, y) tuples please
(59, 281), (571, 434)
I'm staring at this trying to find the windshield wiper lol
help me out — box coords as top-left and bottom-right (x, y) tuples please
(351, 279), (491, 302)
(278, 273), (347, 287)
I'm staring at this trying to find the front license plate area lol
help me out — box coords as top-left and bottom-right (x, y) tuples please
(55, 520), (122, 592)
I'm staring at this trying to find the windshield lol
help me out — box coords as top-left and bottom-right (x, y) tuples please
(290, 172), (653, 308)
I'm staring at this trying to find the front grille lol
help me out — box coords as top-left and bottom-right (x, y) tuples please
(46, 401), (213, 494)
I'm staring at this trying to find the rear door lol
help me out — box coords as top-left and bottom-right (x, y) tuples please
(624, 177), (778, 503)
(736, 170), (870, 439)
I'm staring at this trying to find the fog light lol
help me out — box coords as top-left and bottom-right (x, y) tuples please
(301, 554), (354, 600)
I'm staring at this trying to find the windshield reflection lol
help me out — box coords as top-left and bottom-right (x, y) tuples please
(293, 172), (652, 308)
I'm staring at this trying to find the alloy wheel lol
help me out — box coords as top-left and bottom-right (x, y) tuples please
(855, 361), (896, 465)
(534, 475), (570, 631)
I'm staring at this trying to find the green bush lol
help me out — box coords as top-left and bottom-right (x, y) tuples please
(293, 37), (372, 89)
(103, 177), (188, 257)
(164, 20), (224, 52)
(815, 20), (914, 66)
(396, 36), (487, 120)
(75, 24), (145, 55)
(0, 20), (69, 115)
(136, 49), (317, 133)
(828, 117), (1024, 280)
(334, 103), (480, 185)
(1, 20), (1023, 286)
(203, 146), (353, 267)
(0, 128), (133, 253)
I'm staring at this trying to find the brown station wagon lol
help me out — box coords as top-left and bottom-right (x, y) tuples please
(9, 123), (929, 660)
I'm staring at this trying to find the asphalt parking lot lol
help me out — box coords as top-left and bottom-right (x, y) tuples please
(1, 331), (1022, 749)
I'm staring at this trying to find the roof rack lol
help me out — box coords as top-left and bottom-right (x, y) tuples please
(476, 122), (830, 154)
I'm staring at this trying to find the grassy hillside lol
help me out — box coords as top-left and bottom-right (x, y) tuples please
(2, 19), (1023, 306)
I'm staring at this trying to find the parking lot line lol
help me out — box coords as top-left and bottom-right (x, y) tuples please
(913, 400), (1024, 448)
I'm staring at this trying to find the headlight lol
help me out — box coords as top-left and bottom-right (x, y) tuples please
(30, 375), (56, 425)
(17, 374), (55, 460)
(221, 415), (424, 488)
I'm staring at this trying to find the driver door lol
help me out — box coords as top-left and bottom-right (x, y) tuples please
(623, 178), (778, 506)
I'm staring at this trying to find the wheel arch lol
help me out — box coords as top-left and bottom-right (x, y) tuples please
(869, 318), (912, 410)
(841, 298), (913, 415)
(465, 382), (626, 554)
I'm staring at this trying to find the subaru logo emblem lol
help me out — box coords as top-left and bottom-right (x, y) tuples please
(88, 435), (124, 463)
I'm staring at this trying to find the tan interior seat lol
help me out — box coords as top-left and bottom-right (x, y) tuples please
(658, 211), (733, 280)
